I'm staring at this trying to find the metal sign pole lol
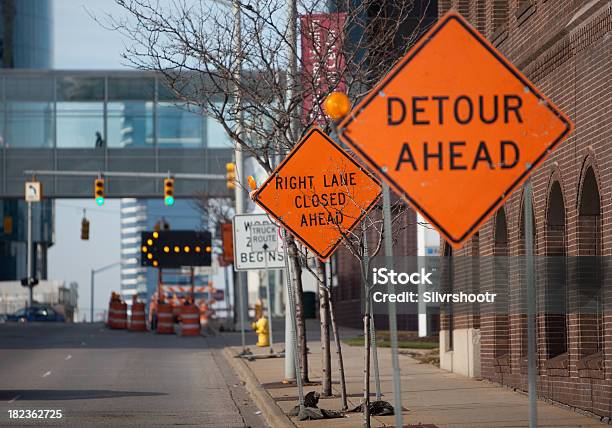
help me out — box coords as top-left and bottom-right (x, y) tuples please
(524, 180), (537, 428)
(281, 229), (304, 410)
(27, 200), (33, 306)
(224, 265), (232, 322)
(263, 245), (275, 353)
(382, 183), (403, 427)
(90, 269), (95, 322)
(237, 269), (247, 355)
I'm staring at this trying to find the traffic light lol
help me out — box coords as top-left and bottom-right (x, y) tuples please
(3, 216), (13, 234)
(94, 178), (105, 206)
(164, 178), (175, 206)
(226, 163), (236, 190)
(21, 277), (39, 287)
(81, 217), (90, 240)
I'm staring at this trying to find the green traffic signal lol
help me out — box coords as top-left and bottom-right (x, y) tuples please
(95, 196), (105, 206)
(164, 196), (175, 206)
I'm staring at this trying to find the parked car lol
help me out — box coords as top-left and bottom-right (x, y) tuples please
(6, 305), (65, 323)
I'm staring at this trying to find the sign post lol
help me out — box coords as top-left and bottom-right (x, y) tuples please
(250, 222), (278, 354)
(24, 181), (42, 306)
(524, 180), (537, 428)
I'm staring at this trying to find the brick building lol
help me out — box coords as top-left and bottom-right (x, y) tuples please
(438, 0), (612, 419)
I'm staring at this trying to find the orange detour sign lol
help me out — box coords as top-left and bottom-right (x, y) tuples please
(338, 12), (573, 248)
(253, 128), (381, 260)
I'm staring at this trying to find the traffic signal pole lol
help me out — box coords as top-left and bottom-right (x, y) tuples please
(232, 0), (251, 353)
(90, 262), (121, 322)
(26, 200), (33, 306)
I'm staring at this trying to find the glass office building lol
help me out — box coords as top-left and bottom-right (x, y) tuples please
(0, 0), (52, 69)
(0, 1), (53, 280)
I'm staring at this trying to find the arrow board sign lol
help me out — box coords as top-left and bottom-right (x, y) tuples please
(233, 214), (285, 271)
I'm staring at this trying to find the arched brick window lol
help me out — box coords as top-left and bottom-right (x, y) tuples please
(544, 181), (568, 359)
(493, 208), (510, 360)
(576, 166), (603, 360)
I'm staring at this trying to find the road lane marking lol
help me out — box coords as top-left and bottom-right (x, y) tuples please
(65, 355), (72, 360)
(42, 371), (52, 378)
(8, 395), (20, 403)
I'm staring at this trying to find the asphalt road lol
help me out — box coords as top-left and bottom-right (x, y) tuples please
(0, 322), (267, 428)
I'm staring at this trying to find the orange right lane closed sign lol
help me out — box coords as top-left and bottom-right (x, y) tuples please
(338, 12), (573, 248)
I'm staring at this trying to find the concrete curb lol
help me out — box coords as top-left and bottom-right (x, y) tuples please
(222, 347), (295, 428)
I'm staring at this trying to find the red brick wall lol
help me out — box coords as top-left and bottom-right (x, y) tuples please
(440, 0), (612, 419)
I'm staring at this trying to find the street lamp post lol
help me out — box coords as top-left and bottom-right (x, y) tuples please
(90, 262), (121, 322)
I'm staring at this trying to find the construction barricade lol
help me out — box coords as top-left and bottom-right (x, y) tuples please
(179, 303), (200, 336)
(156, 302), (174, 334)
(129, 297), (147, 332)
(199, 302), (209, 328)
(107, 293), (127, 329)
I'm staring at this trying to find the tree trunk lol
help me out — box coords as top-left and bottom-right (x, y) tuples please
(317, 260), (332, 397)
(361, 226), (381, 400)
(363, 296), (371, 428)
(327, 284), (348, 410)
(288, 236), (309, 382)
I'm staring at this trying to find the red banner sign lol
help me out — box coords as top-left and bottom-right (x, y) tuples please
(300, 12), (347, 125)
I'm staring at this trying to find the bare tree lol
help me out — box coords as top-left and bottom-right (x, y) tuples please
(106, 0), (430, 417)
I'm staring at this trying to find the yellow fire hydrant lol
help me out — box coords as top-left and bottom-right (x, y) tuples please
(252, 316), (269, 347)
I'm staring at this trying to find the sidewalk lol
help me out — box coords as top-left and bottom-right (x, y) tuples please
(222, 326), (606, 428)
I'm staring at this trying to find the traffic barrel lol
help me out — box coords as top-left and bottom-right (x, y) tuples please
(129, 301), (147, 332)
(106, 292), (120, 327)
(199, 302), (209, 328)
(113, 301), (128, 329)
(179, 303), (200, 337)
(156, 303), (174, 334)
(107, 294), (127, 329)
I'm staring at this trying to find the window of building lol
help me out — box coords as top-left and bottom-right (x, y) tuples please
(157, 102), (203, 148)
(107, 101), (154, 148)
(576, 167), (603, 359)
(107, 77), (155, 148)
(56, 102), (104, 148)
(56, 77), (105, 149)
(206, 103), (234, 149)
(544, 181), (568, 360)
(4, 76), (54, 148)
(493, 208), (510, 360)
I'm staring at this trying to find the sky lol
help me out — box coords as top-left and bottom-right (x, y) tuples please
(48, 0), (131, 321)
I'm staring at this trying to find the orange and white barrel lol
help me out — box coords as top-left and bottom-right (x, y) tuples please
(129, 301), (147, 332)
(180, 304), (200, 336)
(199, 302), (209, 328)
(108, 299), (126, 329)
(107, 293), (120, 327)
(156, 303), (174, 334)
(113, 301), (127, 329)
